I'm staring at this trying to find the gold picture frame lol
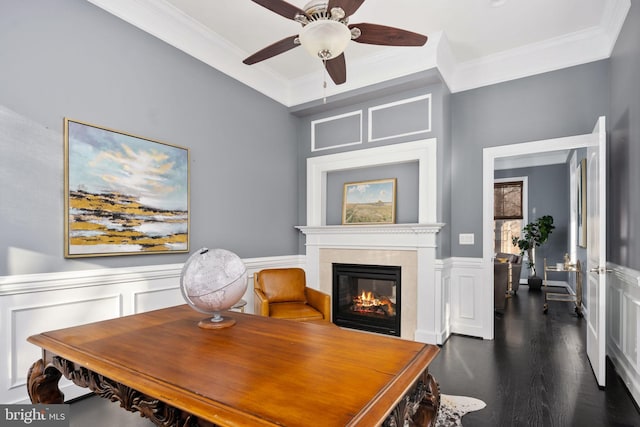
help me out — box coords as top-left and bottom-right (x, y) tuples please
(342, 178), (396, 225)
(64, 118), (189, 257)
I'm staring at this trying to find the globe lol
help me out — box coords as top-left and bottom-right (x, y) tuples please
(180, 248), (248, 329)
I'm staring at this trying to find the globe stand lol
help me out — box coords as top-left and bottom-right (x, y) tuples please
(198, 311), (236, 329)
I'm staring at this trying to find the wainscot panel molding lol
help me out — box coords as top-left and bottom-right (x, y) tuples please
(368, 94), (432, 142)
(0, 255), (304, 404)
(448, 257), (486, 338)
(311, 110), (363, 152)
(606, 262), (640, 406)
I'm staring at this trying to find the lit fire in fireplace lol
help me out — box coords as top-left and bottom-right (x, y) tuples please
(351, 290), (395, 317)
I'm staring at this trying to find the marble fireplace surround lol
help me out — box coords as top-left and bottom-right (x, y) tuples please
(297, 140), (445, 343)
(297, 225), (444, 342)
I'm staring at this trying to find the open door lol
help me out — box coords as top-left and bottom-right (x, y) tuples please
(586, 116), (607, 387)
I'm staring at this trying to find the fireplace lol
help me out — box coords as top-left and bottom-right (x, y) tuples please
(332, 263), (401, 336)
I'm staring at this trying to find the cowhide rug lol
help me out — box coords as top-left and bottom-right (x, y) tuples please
(435, 394), (486, 427)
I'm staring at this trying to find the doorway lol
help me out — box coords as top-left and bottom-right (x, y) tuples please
(482, 132), (595, 341)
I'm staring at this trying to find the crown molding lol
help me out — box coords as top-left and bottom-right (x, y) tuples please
(86, 0), (291, 104)
(446, 0), (630, 92)
(86, 0), (630, 106)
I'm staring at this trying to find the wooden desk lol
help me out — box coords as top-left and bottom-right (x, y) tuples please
(27, 305), (440, 427)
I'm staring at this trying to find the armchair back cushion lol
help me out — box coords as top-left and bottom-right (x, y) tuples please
(255, 268), (307, 303)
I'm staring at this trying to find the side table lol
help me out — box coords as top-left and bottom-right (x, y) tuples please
(543, 258), (583, 317)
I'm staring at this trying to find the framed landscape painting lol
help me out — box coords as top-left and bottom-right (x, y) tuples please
(342, 178), (396, 225)
(64, 118), (189, 257)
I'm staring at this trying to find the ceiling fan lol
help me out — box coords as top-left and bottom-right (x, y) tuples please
(243, 0), (428, 85)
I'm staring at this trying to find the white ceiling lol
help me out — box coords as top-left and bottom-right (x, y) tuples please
(87, 0), (629, 107)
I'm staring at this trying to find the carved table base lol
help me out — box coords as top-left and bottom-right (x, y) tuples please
(28, 356), (439, 427)
(28, 357), (216, 427)
(383, 371), (440, 427)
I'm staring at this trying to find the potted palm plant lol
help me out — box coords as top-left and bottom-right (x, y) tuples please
(512, 215), (555, 290)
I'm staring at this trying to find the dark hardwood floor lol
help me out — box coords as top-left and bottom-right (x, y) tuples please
(429, 284), (640, 427)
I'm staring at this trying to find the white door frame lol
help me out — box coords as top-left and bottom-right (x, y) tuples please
(481, 133), (595, 339)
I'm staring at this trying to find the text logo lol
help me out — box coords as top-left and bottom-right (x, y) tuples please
(1, 405), (69, 426)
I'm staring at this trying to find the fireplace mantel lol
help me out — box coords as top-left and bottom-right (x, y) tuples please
(296, 224), (444, 233)
(298, 140), (446, 344)
(296, 223), (444, 237)
(297, 223), (445, 343)
(296, 223), (444, 250)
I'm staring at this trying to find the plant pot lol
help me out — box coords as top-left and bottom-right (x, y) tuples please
(528, 275), (543, 290)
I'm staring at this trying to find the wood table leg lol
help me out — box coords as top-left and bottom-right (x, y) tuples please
(412, 372), (441, 426)
(383, 370), (440, 427)
(27, 359), (64, 404)
(30, 355), (217, 427)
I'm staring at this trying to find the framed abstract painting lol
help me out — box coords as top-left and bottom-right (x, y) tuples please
(64, 118), (189, 257)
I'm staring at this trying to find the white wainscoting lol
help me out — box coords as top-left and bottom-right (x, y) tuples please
(447, 257), (486, 338)
(606, 262), (640, 406)
(0, 255), (304, 404)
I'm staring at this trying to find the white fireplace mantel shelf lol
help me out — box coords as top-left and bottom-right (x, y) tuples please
(296, 224), (444, 234)
(296, 223), (444, 250)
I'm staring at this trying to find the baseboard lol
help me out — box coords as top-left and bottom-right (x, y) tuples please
(415, 328), (447, 345)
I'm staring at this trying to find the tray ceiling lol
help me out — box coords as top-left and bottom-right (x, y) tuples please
(87, 0), (629, 106)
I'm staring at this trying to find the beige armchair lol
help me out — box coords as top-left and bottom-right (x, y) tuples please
(254, 268), (331, 323)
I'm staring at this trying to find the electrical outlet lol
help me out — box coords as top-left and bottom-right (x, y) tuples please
(459, 233), (474, 245)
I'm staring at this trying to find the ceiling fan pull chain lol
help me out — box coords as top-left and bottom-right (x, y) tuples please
(322, 59), (327, 104)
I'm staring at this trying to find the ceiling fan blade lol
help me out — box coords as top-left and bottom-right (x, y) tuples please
(327, 0), (365, 17)
(324, 53), (346, 85)
(250, 0), (309, 21)
(349, 23), (428, 46)
(243, 35), (300, 65)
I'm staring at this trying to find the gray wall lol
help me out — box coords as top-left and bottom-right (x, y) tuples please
(610, 1), (640, 271)
(450, 60), (610, 258)
(0, 0), (299, 275)
(495, 164), (570, 278)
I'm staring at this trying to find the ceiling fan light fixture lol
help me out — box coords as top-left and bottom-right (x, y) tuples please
(299, 19), (351, 60)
